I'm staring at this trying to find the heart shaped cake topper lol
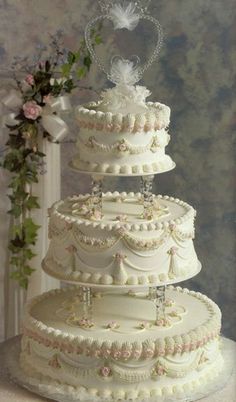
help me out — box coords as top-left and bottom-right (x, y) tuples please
(85, 1), (163, 86)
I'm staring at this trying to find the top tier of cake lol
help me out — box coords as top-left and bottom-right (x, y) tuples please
(71, 98), (175, 176)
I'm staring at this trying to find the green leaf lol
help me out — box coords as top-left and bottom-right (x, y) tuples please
(10, 271), (22, 280)
(77, 67), (86, 79)
(25, 195), (40, 210)
(34, 151), (46, 158)
(61, 63), (71, 77)
(8, 204), (22, 218)
(23, 265), (35, 275)
(10, 256), (20, 266)
(74, 50), (81, 62)
(94, 35), (102, 45)
(10, 234), (25, 249)
(67, 51), (76, 64)
(6, 134), (25, 148)
(45, 60), (51, 72)
(23, 217), (40, 244)
(83, 56), (92, 71)
(63, 79), (76, 93)
(23, 248), (37, 260)
(19, 277), (28, 289)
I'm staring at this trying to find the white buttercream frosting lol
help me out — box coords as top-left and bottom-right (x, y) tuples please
(20, 286), (223, 399)
(74, 98), (173, 176)
(42, 193), (200, 287)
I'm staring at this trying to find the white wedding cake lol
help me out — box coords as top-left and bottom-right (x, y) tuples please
(20, 2), (223, 401)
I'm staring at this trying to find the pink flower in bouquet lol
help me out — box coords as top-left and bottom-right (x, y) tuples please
(43, 94), (52, 104)
(38, 61), (45, 69)
(23, 101), (42, 120)
(25, 74), (35, 86)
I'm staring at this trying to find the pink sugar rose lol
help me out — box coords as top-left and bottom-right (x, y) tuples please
(100, 366), (112, 377)
(23, 101), (42, 120)
(25, 74), (34, 86)
(122, 350), (131, 359)
(133, 349), (141, 359)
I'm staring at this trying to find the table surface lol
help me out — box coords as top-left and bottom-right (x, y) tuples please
(0, 337), (235, 402)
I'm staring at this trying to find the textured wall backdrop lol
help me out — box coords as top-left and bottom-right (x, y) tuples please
(0, 0), (235, 339)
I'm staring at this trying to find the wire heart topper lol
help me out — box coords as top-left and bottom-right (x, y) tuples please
(85, 1), (163, 86)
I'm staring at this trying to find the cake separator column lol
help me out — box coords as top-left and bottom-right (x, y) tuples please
(141, 174), (154, 220)
(80, 286), (93, 321)
(149, 285), (166, 324)
(91, 175), (104, 217)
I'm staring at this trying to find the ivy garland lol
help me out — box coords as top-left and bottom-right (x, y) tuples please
(1, 29), (102, 289)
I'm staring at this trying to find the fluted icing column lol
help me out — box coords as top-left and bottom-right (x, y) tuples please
(27, 138), (60, 300)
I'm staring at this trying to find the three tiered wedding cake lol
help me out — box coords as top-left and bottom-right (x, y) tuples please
(20, 1), (223, 400)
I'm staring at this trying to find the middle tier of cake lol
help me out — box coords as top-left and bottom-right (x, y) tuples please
(43, 193), (201, 286)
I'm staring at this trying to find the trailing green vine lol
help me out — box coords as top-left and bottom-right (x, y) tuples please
(2, 29), (102, 289)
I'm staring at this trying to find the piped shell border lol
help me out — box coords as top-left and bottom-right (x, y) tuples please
(76, 101), (171, 134)
(50, 192), (196, 233)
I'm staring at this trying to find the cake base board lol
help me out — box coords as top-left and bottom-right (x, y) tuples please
(6, 336), (234, 402)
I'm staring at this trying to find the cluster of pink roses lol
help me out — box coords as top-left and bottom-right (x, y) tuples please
(23, 100), (42, 121)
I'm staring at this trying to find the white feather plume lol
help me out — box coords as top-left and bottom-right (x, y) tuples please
(98, 84), (151, 115)
(109, 2), (140, 31)
(110, 57), (141, 86)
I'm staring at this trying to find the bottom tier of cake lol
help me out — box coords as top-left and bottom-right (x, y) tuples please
(20, 286), (223, 400)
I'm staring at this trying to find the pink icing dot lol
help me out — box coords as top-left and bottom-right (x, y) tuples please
(158, 348), (165, 356)
(184, 343), (190, 352)
(145, 349), (153, 357)
(102, 349), (111, 358)
(122, 350), (131, 359)
(113, 350), (121, 359)
(100, 366), (111, 377)
(94, 349), (101, 358)
(133, 350), (141, 359)
(175, 344), (182, 353)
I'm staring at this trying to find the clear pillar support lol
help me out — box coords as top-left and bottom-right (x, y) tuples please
(81, 286), (93, 320)
(149, 286), (166, 323)
(91, 175), (103, 215)
(141, 174), (154, 220)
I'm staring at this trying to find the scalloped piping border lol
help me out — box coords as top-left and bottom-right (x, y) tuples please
(76, 101), (171, 134)
(42, 258), (202, 287)
(19, 350), (224, 401)
(50, 192), (196, 233)
(22, 286), (221, 362)
(71, 155), (175, 176)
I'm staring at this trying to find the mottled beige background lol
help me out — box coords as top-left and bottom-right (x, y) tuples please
(0, 0), (235, 339)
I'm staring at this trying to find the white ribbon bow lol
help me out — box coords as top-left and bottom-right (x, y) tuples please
(41, 95), (71, 142)
(0, 89), (22, 131)
(0, 88), (71, 143)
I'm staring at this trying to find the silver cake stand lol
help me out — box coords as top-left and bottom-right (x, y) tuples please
(1, 336), (235, 402)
